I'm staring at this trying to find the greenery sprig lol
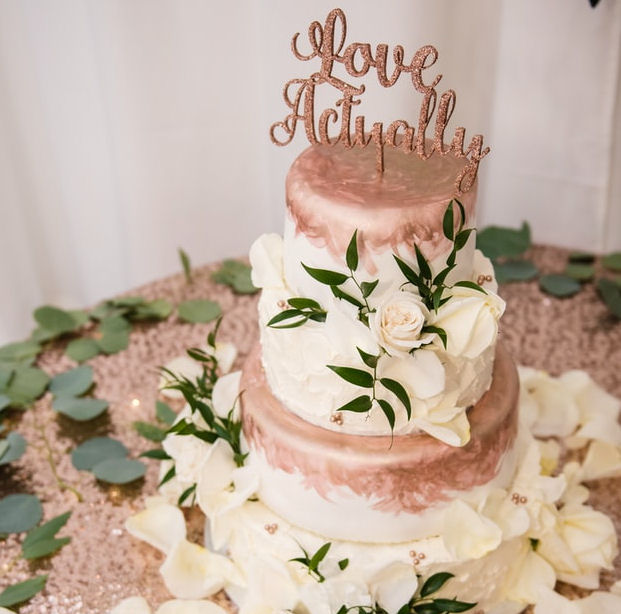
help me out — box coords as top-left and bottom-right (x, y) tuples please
(289, 542), (348, 583)
(267, 298), (327, 329)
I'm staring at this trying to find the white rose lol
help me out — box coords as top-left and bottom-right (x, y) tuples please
(249, 233), (285, 289)
(369, 291), (434, 356)
(370, 562), (418, 614)
(431, 286), (505, 358)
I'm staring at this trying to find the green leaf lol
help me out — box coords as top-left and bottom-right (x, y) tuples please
(71, 437), (128, 470)
(0, 432), (27, 466)
(100, 315), (131, 333)
(178, 484), (197, 506)
(454, 199), (466, 229)
(564, 263), (594, 281)
(433, 265), (455, 288)
(0, 575), (48, 607)
(379, 378), (411, 420)
(179, 247), (193, 283)
(159, 465), (176, 487)
(0, 494), (42, 533)
(178, 299), (222, 324)
(111, 296), (145, 308)
(0, 440), (7, 461)
(338, 558), (349, 570)
(377, 399), (395, 431)
(453, 281), (487, 294)
(309, 542), (331, 570)
(30, 326), (60, 343)
(415, 244), (432, 281)
(22, 536), (70, 560)
(360, 279), (379, 298)
(133, 421), (167, 442)
(443, 201), (454, 240)
(420, 572), (455, 598)
(569, 251), (595, 264)
(302, 263), (349, 286)
(212, 260), (258, 294)
(539, 274), (581, 298)
(602, 252), (621, 271)
(267, 309), (308, 329)
(34, 305), (81, 335)
(346, 230), (359, 271)
(476, 222), (531, 260)
(431, 599), (477, 612)
(53, 397), (109, 421)
(331, 285), (364, 308)
(4, 366), (50, 407)
(156, 400), (176, 425)
(597, 278), (621, 318)
(336, 395), (373, 413)
(357, 347), (379, 369)
(0, 340), (41, 366)
(133, 299), (173, 320)
(22, 511), (71, 560)
(421, 325), (447, 350)
(394, 256), (422, 287)
(49, 365), (93, 397)
(97, 330), (130, 355)
(494, 259), (538, 283)
(65, 338), (100, 362)
(92, 458), (146, 484)
(413, 605), (441, 614)
(68, 310), (89, 327)
(287, 298), (322, 310)
(327, 365), (374, 388)
(0, 394), (10, 411)
(140, 449), (171, 460)
(454, 228), (474, 251)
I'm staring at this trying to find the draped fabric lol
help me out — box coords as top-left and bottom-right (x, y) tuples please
(1, 0), (620, 343)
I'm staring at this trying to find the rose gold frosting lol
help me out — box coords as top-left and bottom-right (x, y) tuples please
(241, 343), (518, 515)
(286, 144), (477, 268)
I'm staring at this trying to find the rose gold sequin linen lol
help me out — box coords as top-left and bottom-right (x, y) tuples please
(0, 248), (620, 613)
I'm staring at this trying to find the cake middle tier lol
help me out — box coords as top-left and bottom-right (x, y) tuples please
(241, 342), (520, 543)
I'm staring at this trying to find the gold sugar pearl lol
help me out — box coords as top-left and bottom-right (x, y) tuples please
(330, 413), (344, 425)
(485, 274), (493, 282)
(477, 275), (486, 285)
(264, 523), (278, 534)
(418, 552), (426, 560)
(277, 300), (287, 309)
(409, 550), (417, 558)
(519, 496), (528, 504)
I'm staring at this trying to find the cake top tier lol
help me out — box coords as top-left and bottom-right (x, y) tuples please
(286, 144), (477, 263)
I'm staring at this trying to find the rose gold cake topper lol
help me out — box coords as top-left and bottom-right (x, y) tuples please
(270, 8), (490, 194)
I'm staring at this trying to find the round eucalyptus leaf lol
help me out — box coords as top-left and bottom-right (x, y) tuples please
(111, 296), (145, 308)
(133, 299), (173, 320)
(539, 274), (581, 298)
(0, 340), (41, 366)
(178, 299), (222, 324)
(52, 397), (108, 421)
(71, 437), (128, 470)
(602, 252), (621, 272)
(65, 338), (100, 363)
(33, 306), (79, 335)
(100, 315), (131, 333)
(92, 458), (146, 484)
(97, 330), (130, 355)
(564, 263), (594, 281)
(68, 310), (89, 327)
(5, 366), (50, 407)
(0, 494), (42, 533)
(597, 278), (621, 318)
(30, 326), (60, 343)
(49, 365), (93, 397)
(494, 259), (538, 283)
(0, 432), (27, 465)
(569, 251), (595, 264)
(476, 222), (531, 260)
(0, 441), (7, 461)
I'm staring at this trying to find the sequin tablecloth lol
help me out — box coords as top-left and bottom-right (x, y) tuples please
(1, 246), (620, 613)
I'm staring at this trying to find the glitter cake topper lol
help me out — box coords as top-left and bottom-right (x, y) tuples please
(270, 8), (490, 194)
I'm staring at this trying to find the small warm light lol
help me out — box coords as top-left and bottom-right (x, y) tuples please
(131, 398), (140, 407)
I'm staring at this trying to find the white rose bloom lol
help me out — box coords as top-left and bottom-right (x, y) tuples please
(442, 499), (502, 560)
(369, 290), (434, 356)
(156, 600), (228, 614)
(111, 597), (152, 614)
(249, 233), (285, 289)
(580, 440), (621, 481)
(481, 489), (531, 541)
(537, 503), (617, 589)
(431, 285), (505, 359)
(472, 249), (498, 293)
(212, 371), (242, 419)
(125, 498), (186, 555)
(517, 367), (580, 438)
(370, 562), (418, 614)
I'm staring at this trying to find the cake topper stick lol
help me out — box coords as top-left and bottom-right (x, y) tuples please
(270, 8), (490, 194)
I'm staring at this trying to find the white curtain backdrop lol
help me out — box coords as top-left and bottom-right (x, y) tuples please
(1, 0), (620, 344)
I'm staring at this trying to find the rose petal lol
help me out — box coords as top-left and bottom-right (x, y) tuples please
(582, 441), (621, 481)
(380, 349), (445, 400)
(414, 410), (470, 447)
(505, 548), (556, 604)
(125, 501), (186, 555)
(212, 371), (242, 419)
(443, 499), (502, 559)
(110, 597), (152, 614)
(249, 233), (284, 289)
(533, 587), (580, 614)
(155, 600), (228, 614)
(370, 562), (418, 614)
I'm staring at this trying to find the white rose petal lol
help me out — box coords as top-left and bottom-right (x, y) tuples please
(576, 590), (621, 614)
(581, 440), (621, 481)
(431, 286), (504, 358)
(196, 439), (239, 518)
(212, 371), (242, 419)
(110, 597), (152, 614)
(536, 439), (561, 476)
(300, 579), (371, 614)
(482, 489), (531, 541)
(414, 408), (470, 447)
(324, 298), (379, 357)
(160, 539), (238, 599)
(443, 499), (502, 559)
(125, 501), (186, 555)
(533, 587), (580, 614)
(370, 562), (418, 614)
(155, 600), (228, 614)
(369, 291), (434, 356)
(163, 430), (212, 486)
(505, 547), (556, 604)
(249, 233), (285, 289)
(380, 349), (445, 401)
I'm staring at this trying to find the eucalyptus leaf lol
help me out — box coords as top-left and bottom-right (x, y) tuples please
(494, 259), (538, 283)
(133, 299), (173, 321)
(597, 278), (621, 318)
(140, 448), (171, 460)
(602, 252), (621, 271)
(68, 310), (89, 327)
(156, 400), (176, 425)
(0, 494), (42, 533)
(33, 305), (80, 335)
(97, 330), (130, 354)
(0, 393), (10, 411)
(30, 326), (60, 343)
(0, 367), (13, 390)
(0, 432), (27, 466)
(539, 274), (581, 298)
(0, 340), (41, 366)
(49, 365), (93, 397)
(178, 299), (222, 324)
(179, 247), (193, 283)
(212, 260), (257, 294)
(0, 440), (7, 461)
(0, 575), (48, 607)
(569, 251), (595, 264)
(71, 437), (128, 470)
(112, 296), (145, 308)
(100, 315), (131, 333)
(22, 511), (71, 560)
(327, 365), (374, 388)
(133, 421), (167, 442)
(476, 222), (531, 260)
(564, 263), (594, 281)
(65, 338), (100, 362)
(4, 366), (50, 407)
(22, 536), (70, 560)
(302, 263), (349, 286)
(52, 397), (108, 421)
(92, 457), (146, 484)
(346, 230), (359, 271)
